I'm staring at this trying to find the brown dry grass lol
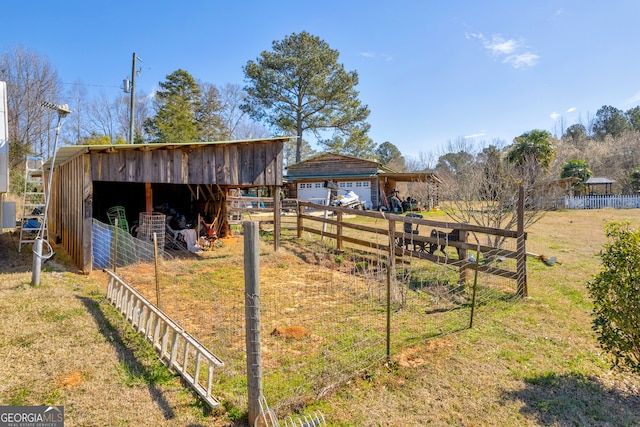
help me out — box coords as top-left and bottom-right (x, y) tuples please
(2, 208), (640, 426)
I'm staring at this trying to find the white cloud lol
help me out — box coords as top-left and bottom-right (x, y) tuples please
(464, 32), (483, 40)
(464, 131), (486, 139)
(505, 52), (539, 69)
(624, 91), (640, 105)
(485, 36), (519, 55)
(566, 107), (576, 113)
(360, 52), (393, 62)
(468, 33), (539, 69)
(550, 112), (560, 120)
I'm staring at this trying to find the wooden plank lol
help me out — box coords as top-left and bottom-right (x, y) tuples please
(142, 151), (153, 182)
(215, 146), (225, 184)
(298, 201), (519, 238)
(240, 143), (254, 184)
(229, 144), (239, 184)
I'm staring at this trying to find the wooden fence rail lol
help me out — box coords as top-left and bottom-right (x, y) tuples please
(296, 201), (527, 293)
(105, 269), (224, 409)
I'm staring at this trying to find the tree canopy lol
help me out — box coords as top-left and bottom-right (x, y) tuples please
(560, 159), (592, 182)
(144, 69), (203, 143)
(506, 129), (556, 170)
(591, 105), (631, 140)
(376, 141), (404, 166)
(242, 31), (370, 162)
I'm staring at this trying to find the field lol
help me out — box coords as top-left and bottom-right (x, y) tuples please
(1, 208), (640, 426)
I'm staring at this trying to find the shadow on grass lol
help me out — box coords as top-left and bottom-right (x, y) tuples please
(77, 295), (180, 422)
(502, 372), (640, 426)
(0, 232), (35, 274)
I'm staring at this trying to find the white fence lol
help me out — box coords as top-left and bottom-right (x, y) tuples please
(105, 270), (224, 408)
(563, 194), (640, 209)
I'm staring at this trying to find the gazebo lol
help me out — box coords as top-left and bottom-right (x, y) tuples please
(584, 177), (615, 195)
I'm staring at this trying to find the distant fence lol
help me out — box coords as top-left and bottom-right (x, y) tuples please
(296, 201), (527, 295)
(563, 194), (640, 209)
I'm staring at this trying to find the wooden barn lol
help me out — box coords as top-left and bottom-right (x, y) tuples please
(45, 137), (288, 272)
(284, 152), (441, 210)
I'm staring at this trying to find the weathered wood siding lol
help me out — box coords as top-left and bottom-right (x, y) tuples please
(90, 142), (283, 186)
(286, 153), (378, 178)
(48, 139), (284, 271)
(48, 153), (92, 272)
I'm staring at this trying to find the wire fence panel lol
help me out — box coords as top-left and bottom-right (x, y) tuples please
(92, 207), (525, 418)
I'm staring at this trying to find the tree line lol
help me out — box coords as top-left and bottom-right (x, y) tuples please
(3, 35), (640, 197)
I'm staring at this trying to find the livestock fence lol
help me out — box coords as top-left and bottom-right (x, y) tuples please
(91, 195), (528, 422)
(563, 194), (640, 209)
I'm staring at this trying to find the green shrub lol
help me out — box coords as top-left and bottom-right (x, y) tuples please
(587, 222), (640, 373)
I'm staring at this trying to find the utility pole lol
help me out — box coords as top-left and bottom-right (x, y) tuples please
(129, 52), (137, 144)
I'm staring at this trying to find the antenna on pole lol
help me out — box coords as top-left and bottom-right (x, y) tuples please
(129, 52), (142, 144)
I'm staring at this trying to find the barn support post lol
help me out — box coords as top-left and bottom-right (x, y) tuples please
(244, 221), (262, 425)
(516, 185), (528, 296)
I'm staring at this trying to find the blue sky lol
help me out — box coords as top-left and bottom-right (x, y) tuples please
(2, 0), (640, 159)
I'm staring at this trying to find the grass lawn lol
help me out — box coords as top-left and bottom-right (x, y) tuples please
(1, 208), (640, 426)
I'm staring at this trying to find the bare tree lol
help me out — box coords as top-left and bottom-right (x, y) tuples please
(218, 83), (270, 140)
(0, 45), (63, 160)
(114, 90), (151, 143)
(441, 155), (553, 247)
(65, 80), (89, 144)
(86, 92), (118, 143)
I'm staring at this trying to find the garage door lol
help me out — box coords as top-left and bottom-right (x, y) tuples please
(297, 181), (372, 207)
(297, 182), (330, 204)
(338, 181), (371, 208)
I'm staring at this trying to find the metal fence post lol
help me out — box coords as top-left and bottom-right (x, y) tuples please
(244, 221), (262, 425)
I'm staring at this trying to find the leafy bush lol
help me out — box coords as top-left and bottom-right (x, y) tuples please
(587, 222), (640, 373)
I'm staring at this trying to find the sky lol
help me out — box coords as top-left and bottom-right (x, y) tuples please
(2, 0), (640, 160)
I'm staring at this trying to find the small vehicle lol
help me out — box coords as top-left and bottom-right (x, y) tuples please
(331, 190), (366, 209)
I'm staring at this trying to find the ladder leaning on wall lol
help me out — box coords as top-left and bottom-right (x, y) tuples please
(19, 156), (47, 253)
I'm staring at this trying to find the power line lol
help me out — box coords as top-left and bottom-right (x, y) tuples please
(60, 81), (120, 89)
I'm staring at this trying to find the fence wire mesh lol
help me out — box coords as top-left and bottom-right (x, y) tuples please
(92, 208), (523, 418)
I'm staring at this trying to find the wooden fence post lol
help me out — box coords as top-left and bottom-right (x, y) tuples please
(336, 211), (343, 251)
(297, 204), (304, 239)
(273, 186), (281, 251)
(458, 228), (469, 284)
(516, 185), (528, 296)
(244, 221), (262, 425)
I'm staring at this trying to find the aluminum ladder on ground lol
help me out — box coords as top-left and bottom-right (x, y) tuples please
(18, 156), (46, 252)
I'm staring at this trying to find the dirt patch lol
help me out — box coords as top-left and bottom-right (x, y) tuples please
(271, 326), (310, 339)
(56, 371), (85, 389)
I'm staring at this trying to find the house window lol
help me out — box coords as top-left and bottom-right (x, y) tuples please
(339, 182), (346, 188)
(346, 182), (353, 188)
(314, 183), (322, 188)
